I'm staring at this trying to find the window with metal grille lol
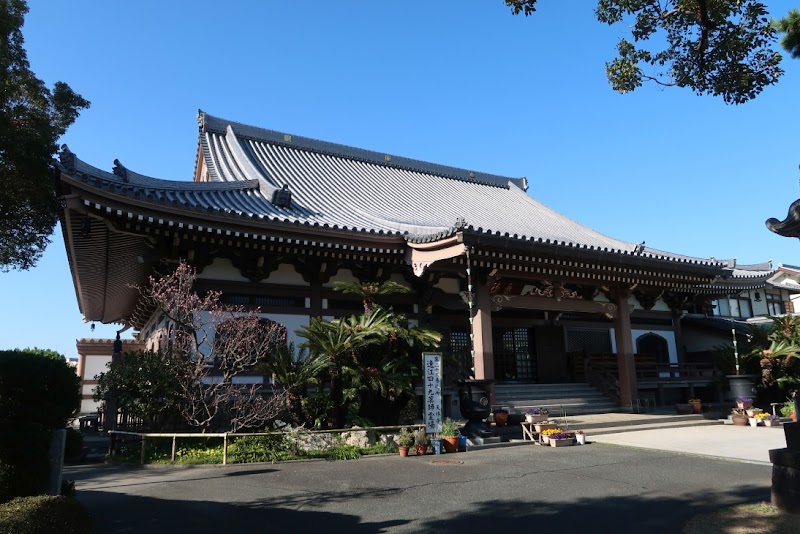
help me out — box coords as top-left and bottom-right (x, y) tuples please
(565, 329), (612, 353)
(449, 329), (471, 375)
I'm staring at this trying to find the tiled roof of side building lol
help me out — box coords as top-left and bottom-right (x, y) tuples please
(197, 111), (723, 267)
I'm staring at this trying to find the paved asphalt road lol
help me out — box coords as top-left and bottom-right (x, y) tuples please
(66, 437), (778, 534)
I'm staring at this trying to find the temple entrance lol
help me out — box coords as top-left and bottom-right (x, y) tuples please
(493, 327), (537, 382)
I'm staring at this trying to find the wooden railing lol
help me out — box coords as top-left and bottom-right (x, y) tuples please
(634, 362), (720, 383)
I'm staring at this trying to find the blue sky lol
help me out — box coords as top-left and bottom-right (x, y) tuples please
(2, 1), (799, 360)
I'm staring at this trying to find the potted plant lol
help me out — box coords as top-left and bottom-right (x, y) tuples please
(534, 420), (558, 433)
(746, 408), (763, 419)
(688, 399), (702, 414)
(549, 431), (573, 447)
(525, 407), (549, 423)
(762, 414), (780, 427)
(540, 427), (564, 445)
(736, 397), (753, 410)
(675, 402), (693, 415)
(493, 409), (509, 427)
(575, 430), (586, 445)
(731, 408), (749, 426)
(440, 418), (460, 453)
(414, 428), (430, 456)
(780, 400), (797, 422)
(397, 426), (414, 457)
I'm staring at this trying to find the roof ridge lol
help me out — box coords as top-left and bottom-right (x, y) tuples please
(198, 110), (527, 191)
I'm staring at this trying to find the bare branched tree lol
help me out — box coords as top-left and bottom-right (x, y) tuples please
(137, 261), (287, 432)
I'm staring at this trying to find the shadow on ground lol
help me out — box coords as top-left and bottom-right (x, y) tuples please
(79, 483), (770, 533)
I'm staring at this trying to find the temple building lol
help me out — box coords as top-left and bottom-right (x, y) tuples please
(59, 111), (799, 413)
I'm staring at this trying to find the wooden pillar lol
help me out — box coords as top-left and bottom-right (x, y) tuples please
(473, 282), (495, 387)
(613, 292), (637, 409)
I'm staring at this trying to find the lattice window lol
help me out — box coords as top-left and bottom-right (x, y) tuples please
(566, 329), (612, 353)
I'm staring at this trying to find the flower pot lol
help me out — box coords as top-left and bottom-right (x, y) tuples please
(494, 411), (508, 427)
(732, 415), (749, 426)
(534, 422), (557, 433)
(765, 419), (780, 427)
(525, 414), (547, 423)
(541, 435), (550, 445)
(749, 417), (759, 427)
(675, 403), (693, 415)
(746, 409), (762, 417)
(576, 434), (586, 445)
(550, 438), (573, 447)
(690, 402), (702, 414)
(399, 446), (409, 457)
(415, 444), (428, 456)
(431, 438), (443, 455)
(458, 434), (468, 452)
(442, 436), (459, 453)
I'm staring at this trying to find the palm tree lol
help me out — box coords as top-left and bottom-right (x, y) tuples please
(298, 308), (393, 428)
(258, 343), (328, 426)
(332, 280), (410, 316)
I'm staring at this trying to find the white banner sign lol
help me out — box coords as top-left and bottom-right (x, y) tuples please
(423, 352), (442, 434)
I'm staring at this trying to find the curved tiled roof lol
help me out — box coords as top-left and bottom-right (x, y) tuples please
(195, 111), (722, 268)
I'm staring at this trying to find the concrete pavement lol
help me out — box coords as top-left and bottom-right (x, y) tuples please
(65, 419), (791, 533)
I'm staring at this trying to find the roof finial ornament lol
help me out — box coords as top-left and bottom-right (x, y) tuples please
(197, 109), (205, 131)
(454, 217), (466, 229)
(633, 241), (645, 254)
(112, 159), (129, 182)
(271, 183), (292, 209)
(59, 144), (76, 174)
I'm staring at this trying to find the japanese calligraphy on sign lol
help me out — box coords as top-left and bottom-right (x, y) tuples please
(423, 352), (442, 434)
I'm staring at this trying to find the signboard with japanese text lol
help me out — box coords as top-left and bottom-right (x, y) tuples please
(423, 352), (442, 434)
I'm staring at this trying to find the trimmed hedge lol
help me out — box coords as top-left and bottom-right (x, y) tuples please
(0, 495), (92, 534)
(0, 350), (80, 428)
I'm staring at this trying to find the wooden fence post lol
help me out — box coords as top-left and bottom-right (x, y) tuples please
(171, 435), (177, 462)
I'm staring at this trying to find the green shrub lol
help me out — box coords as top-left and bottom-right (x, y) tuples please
(362, 441), (396, 455)
(325, 443), (362, 461)
(0, 495), (92, 534)
(60, 480), (76, 498)
(228, 435), (293, 463)
(0, 426), (51, 503)
(0, 350), (80, 428)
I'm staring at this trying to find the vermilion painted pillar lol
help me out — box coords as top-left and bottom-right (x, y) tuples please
(613, 293), (637, 409)
(473, 282), (495, 389)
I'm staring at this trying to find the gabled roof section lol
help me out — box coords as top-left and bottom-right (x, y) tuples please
(195, 111), (725, 269)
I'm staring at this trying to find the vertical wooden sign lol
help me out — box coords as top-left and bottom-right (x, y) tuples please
(424, 352), (443, 434)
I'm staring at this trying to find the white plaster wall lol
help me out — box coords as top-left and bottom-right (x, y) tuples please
(266, 313), (310, 346)
(194, 311), (310, 356)
(84, 355), (112, 381)
(81, 384), (96, 396)
(650, 298), (671, 312)
(264, 264), (308, 286)
(434, 277), (461, 295)
(609, 328), (677, 363)
(632, 329), (677, 364)
(80, 399), (99, 414)
(197, 258), (249, 282)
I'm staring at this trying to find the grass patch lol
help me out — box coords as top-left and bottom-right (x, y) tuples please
(683, 501), (800, 533)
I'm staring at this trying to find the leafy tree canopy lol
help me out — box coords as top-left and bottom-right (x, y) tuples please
(505, 0), (788, 104)
(0, 0), (89, 271)
(775, 8), (800, 59)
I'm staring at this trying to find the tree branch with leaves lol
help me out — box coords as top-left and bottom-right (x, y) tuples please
(506, 0), (787, 104)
